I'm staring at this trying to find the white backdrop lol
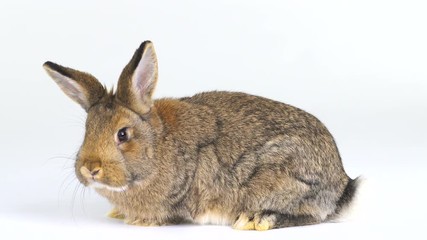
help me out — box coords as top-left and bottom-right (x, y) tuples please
(0, 0), (426, 239)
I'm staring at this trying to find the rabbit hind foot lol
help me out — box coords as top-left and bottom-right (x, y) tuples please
(232, 212), (275, 231)
(232, 211), (321, 230)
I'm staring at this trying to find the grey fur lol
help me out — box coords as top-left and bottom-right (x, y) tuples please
(43, 41), (358, 230)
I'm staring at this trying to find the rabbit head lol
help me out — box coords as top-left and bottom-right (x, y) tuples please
(44, 41), (160, 192)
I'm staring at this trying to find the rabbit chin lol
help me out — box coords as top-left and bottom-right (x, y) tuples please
(88, 181), (129, 192)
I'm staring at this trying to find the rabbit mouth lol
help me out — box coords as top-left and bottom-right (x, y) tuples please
(89, 181), (129, 192)
(86, 173), (141, 192)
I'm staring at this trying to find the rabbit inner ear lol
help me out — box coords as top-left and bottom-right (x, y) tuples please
(132, 44), (157, 98)
(44, 64), (89, 109)
(116, 41), (158, 115)
(43, 61), (105, 111)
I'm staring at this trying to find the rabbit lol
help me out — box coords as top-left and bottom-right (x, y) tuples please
(43, 40), (360, 230)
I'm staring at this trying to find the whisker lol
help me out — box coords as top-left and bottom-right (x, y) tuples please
(71, 182), (81, 223)
(43, 148), (79, 165)
(58, 171), (76, 204)
(61, 161), (75, 171)
(48, 155), (76, 161)
(61, 173), (78, 197)
(81, 185), (87, 217)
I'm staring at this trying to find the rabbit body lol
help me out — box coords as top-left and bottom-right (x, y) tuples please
(44, 41), (358, 230)
(98, 92), (351, 228)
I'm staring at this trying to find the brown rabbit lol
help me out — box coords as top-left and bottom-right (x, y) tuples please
(43, 41), (360, 230)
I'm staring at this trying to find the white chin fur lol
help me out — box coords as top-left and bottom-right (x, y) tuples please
(89, 182), (129, 192)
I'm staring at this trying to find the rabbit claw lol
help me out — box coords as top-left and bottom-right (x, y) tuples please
(232, 212), (274, 231)
(124, 218), (160, 227)
(232, 213), (255, 230)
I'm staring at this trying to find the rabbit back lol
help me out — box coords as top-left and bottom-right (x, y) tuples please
(177, 91), (353, 227)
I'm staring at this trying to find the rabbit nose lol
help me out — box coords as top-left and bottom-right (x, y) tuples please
(90, 167), (102, 177)
(80, 163), (103, 180)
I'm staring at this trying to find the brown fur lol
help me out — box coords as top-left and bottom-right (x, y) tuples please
(43, 41), (359, 230)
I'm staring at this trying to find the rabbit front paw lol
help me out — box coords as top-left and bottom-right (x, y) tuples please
(107, 208), (125, 220)
(124, 218), (161, 227)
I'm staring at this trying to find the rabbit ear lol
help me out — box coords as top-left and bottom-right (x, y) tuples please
(116, 41), (158, 115)
(43, 61), (105, 111)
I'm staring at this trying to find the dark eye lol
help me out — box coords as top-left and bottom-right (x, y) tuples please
(117, 127), (129, 143)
